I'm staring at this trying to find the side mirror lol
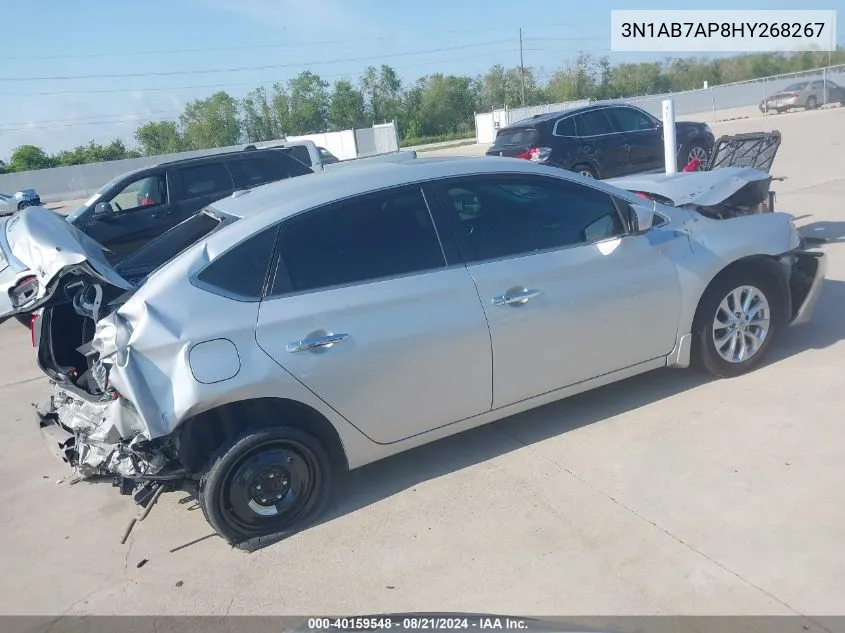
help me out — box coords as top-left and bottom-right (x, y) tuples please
(94, 201), (114, 218)
(629, 202), (655, 234)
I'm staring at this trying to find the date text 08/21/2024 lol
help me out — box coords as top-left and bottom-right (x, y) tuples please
(306, 617), (529, 630)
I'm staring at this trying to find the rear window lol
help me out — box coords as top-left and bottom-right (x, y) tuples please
(117, 211), (226, 277)
(492, 128), (538, 148)
(287, 145), (312, 166)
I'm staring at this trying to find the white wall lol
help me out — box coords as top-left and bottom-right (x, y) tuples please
(286, 130), (358, 160)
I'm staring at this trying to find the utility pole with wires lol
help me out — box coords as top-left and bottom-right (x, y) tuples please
(519, 27), (526, 107)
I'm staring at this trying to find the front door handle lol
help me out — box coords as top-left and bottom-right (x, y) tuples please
(492, 289), (542, 307)
(286, 333), (349, 353)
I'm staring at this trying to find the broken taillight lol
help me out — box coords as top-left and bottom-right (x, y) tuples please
(30, 313), (38, 347)
(515, 146), (534, 160)
(515, 146), (552, 163)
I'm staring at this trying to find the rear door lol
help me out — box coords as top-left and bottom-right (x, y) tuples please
(488, 127), (538, 157)
(254, 185), (493, 444)
(170, 161), (236, 223)
(84, 170), (176, 262)
(572, 109), (629, 178)
(605, 106), (663, 174)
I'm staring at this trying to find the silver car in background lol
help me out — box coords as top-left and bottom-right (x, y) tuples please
(0, 189), (41, 215)
(760, 78), (845, 113)
(10, 158), (826, 546)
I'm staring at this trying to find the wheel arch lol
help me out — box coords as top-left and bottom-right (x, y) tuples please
(691, 254), (791, 334)
(174, 397), (350, 476)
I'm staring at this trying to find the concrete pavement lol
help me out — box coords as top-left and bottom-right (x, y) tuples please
(0, 107), (844, 618)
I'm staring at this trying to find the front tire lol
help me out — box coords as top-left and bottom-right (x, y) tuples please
(692, 268), (783, 378)
(199, 426), (332, 545)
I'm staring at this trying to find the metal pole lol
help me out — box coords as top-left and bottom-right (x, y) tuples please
(710, 86), (716, 123)
(519, 28), (526, 107)
(823, 67), (828, 105)
(662, 99), (677, 174)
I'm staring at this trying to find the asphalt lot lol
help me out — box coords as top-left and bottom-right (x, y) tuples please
(1, 106), (844, 618)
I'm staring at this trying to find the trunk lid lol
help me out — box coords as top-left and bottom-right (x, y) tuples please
(4, 207), (132, 313)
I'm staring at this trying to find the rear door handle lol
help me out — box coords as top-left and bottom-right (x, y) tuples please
(492, 289), (542, 307)
(286, 333), (349, 353)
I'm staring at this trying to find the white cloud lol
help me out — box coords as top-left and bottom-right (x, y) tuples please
(129, 90), (145, 101)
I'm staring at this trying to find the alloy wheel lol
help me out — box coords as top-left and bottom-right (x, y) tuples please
(711, 285), (771, 364)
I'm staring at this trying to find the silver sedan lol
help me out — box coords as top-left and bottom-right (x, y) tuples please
(9, 157), (826, 546)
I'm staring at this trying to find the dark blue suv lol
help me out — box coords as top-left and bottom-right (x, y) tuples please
(486, 103), (715, 179)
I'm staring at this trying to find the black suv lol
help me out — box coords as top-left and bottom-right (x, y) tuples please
(64, 147), (312, 263)
(486, 103), (715, 179)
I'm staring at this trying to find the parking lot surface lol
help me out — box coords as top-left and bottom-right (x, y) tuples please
(1, 107), (844, 617)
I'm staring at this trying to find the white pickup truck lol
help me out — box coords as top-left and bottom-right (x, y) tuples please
(247, 139), (417, 171)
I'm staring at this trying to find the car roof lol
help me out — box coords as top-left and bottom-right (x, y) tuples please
(502, 102), (649, 130)
(207, 156), (631, 225)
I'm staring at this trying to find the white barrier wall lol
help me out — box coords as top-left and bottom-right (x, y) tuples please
(286, 130), (358, 160)
(0, 124), (396, 202)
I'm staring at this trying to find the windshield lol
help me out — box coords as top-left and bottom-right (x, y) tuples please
(65, 176), (124, 222)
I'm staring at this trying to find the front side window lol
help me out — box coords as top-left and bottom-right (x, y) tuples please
(574, 110), (616, 136)
(608, 107), (657, 132)
(178, 163), (234, 199)
(105, 174), (167, 215)
(438, 177), (624, 263)
(274, 188), (445, 294)
(195, 224), (279, 300)
(810, 80), (824, 90)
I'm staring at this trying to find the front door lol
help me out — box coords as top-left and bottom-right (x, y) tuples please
(255, 186), (492, 444)
(607, 106), (664, 174)
(84, 172), (175, 262)
(434, 175), (683, 409)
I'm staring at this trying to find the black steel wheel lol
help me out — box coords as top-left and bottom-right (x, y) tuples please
(199, 426), (331, 544)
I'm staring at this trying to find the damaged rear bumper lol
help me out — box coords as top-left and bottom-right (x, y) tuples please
(34, 389), (178, 481)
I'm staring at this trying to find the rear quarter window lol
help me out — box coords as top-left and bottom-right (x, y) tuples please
(194, 225), (280, 300)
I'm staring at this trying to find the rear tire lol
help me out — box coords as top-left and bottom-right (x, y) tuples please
(806, 95), (818, 110)
(692, 267), (783, 378)
(572, 163), (597, 179)
(199, 426), (332, 545)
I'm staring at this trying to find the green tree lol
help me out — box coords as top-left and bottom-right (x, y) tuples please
(360, 64), (403, 124)
(270, 82), (293, 138)
(135, 121), (185, 156)
(8, 145), (56, 172)
(328, 79), (366, 130)
(287, 71), (329, 135)
(241, 87), (278, 142)
(180, 91), (241, 150)
(415, 74), (476, 136)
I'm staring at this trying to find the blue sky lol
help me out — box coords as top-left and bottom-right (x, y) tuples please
(0, 0), (841, 158)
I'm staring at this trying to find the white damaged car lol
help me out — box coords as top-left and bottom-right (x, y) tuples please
(7, 158), (826, 546)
